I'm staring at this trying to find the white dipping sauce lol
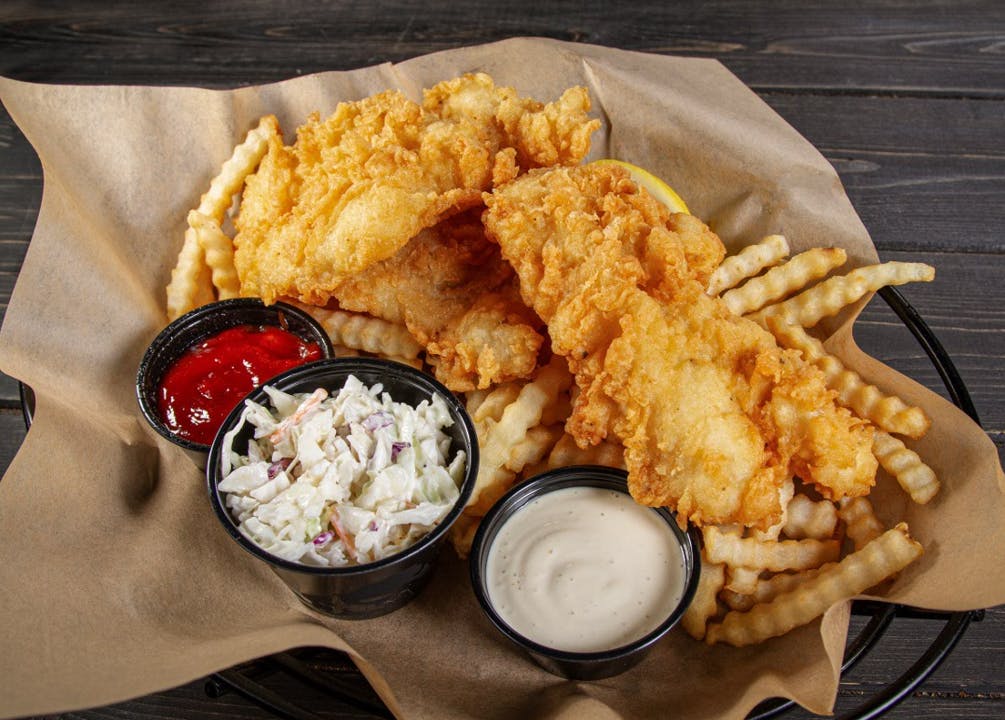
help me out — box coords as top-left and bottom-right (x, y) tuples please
(485, 485), (687, 653)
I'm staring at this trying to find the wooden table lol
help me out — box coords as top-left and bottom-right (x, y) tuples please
(1, 2), (1002, 718)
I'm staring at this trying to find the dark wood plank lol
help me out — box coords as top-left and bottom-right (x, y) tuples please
(763, 94), (1005, 157)
(0, 408), (25, 473)
(760, 93), (1005, 255)
(836, 149), (1005, 255)
(0, 105), (40, 407)
(0, 371), (20, 407)
(1, 1), (1004, 95)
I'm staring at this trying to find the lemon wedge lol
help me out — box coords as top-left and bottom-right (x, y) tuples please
(590, 158), (690, 214)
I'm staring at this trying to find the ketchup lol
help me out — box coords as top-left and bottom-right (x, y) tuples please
(157, 325), (323, 445)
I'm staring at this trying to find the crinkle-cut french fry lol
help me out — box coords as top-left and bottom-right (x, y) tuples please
(724, 483), (798, 595)
(706, 523), (922, 646)
(726, 566), (830, 614)
(707, 234), (790, 297)
(451, 400), (559, 554)
(449, 513), (481, 559)
(721, 588), (756, 613)
(765, 317), (930, 438)
(301, 306), (423, 359)
(166, 115), (279, 319)
(703, 524), (841, 572)
(166, 228), (216, 319)
(725, 565), (762, 595)
(873, 430), (940, 504)
(330, 345), (363, 358)
(782, 494), (839, 540)
(198, 115), (279, 224)
(471, 382), (523, 424)
(468, 357), (573, 510)
(327, 342), (421, 369)
(465, 468), (518, 517)
(505, 423), (565, 475)
(838, 496), (885, 551)
(723, 566), (828, 613)
(758, 566), (824, 596)
(721, 247), (847, 317)
(464, 388), (492, 419)
(749, 261), (935, 329)
(723, 484), (792, 593)
(464, 383), (536, 512)
(188, 210), (241, 300)
(530, 432), (627, 475)
(682, 557), (726, 640)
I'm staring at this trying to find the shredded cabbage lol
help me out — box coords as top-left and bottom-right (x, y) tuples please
(218, 375), (466, 566)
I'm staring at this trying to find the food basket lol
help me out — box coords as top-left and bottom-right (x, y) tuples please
(18, 286), (984, 720)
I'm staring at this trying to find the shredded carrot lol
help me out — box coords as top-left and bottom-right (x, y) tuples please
(329, 506), (358, 563)
(268, 388), (328, 444)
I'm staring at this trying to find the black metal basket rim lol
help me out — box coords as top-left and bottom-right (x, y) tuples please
(13, 285), (986, 720)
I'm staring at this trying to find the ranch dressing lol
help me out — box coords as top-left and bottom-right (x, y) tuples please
(485, 485), (687, 653)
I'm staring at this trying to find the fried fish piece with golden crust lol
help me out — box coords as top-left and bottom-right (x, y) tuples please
(233, 73), (600, 304)
(424, 73), (599, 170)
(483, 164), (877, 530)
(330, 210), (545, 391)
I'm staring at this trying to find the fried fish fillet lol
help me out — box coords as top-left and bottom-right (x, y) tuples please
(329, 209), (545, 392)
(233, 73), (600, 304)
(483, 164), (877, 529)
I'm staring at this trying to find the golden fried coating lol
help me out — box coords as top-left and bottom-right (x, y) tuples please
(424, 73), (599, 170)
(483, 164), (877, 529)
(233, 73), (600, 304)
(329, 210), (545, 392)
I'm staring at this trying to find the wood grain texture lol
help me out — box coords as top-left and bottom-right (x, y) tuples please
(1, 1), (1003, 95)
(1, 1), (1003, 719)
(760, 94), (1005, 255)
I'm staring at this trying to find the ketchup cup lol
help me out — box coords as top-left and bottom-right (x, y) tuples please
(136, 298), (334, 468)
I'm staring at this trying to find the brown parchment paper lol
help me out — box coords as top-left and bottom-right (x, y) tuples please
(1, 38), (1003, 720)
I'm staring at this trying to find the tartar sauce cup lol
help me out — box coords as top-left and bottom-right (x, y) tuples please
(469, 466), (700, 680)
(206, 357), (479, 619)
(136, 298), (334, 468)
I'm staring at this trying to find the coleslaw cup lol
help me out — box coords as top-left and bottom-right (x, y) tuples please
(206, 357), (479, 619)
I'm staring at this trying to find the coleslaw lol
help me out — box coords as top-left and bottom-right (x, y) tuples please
(218, 374), (466, 566)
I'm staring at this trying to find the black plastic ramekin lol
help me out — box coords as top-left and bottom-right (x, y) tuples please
(136, 298), (334, 467)
(206, 357), (479, 619)
(469, 466), (700, 680)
